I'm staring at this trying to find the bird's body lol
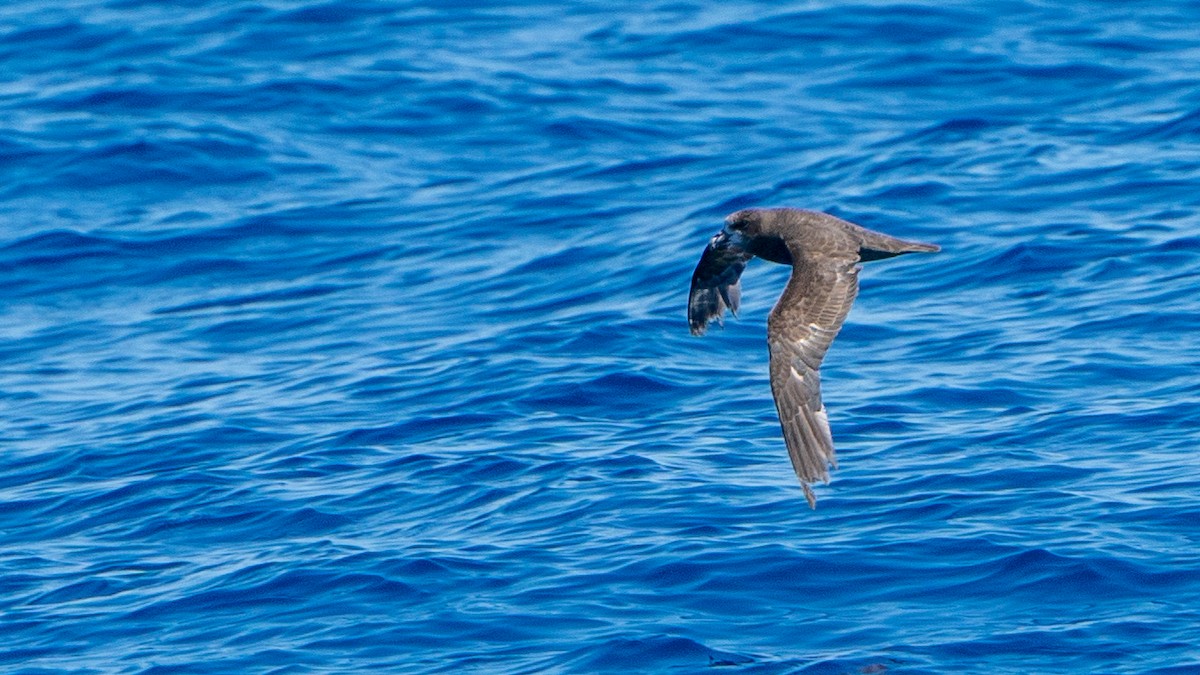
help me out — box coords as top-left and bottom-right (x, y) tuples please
(688, 208), (939, 508)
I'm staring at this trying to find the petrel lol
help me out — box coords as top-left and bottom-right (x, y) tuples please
(688, 208), (939, 508)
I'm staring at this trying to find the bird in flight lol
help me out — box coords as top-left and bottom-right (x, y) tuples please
(688, 208), (939, 508)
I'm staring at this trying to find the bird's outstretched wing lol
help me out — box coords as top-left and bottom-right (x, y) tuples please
(688, 233), (754, 336)
(767, 252), (860, 508)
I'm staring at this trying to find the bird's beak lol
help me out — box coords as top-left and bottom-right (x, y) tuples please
(711, 227), (747, 250)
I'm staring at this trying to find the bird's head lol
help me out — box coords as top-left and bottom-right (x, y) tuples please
(723, 209), (769, 239)
(719, 208), (794, 265)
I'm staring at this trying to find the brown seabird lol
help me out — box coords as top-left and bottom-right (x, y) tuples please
(688, 207), (939, 508)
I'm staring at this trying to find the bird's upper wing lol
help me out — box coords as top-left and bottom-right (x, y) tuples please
(767, 248), (860, 508)
(688, 232), (754, 336)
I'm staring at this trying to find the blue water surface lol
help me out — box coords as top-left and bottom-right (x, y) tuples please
(3, 1), (1199, 673)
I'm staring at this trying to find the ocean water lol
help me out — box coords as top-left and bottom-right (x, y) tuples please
(2, 0), (1199, 672)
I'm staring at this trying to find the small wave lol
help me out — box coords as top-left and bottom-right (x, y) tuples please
(555, 635), (754, 671)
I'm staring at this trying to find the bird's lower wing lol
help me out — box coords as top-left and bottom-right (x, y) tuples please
(688, 233), (753, 336)
(767, 256), (859, 508)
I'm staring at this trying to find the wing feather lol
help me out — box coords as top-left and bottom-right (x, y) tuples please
(688, 233), (754, 336)
(767, 253), (860, 508)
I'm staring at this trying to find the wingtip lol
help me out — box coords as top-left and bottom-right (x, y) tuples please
(688, 303), (732, 336)
(802, 483), (817, 509)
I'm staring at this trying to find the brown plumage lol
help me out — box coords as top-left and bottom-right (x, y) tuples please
(688, 208), (939, 508)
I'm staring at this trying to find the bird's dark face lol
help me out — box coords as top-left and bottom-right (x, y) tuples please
(723, 209), (767, 238)
(720, 208), (793, 265)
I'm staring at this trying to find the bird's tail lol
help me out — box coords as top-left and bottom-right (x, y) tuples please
(856, 230), (940, 262)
